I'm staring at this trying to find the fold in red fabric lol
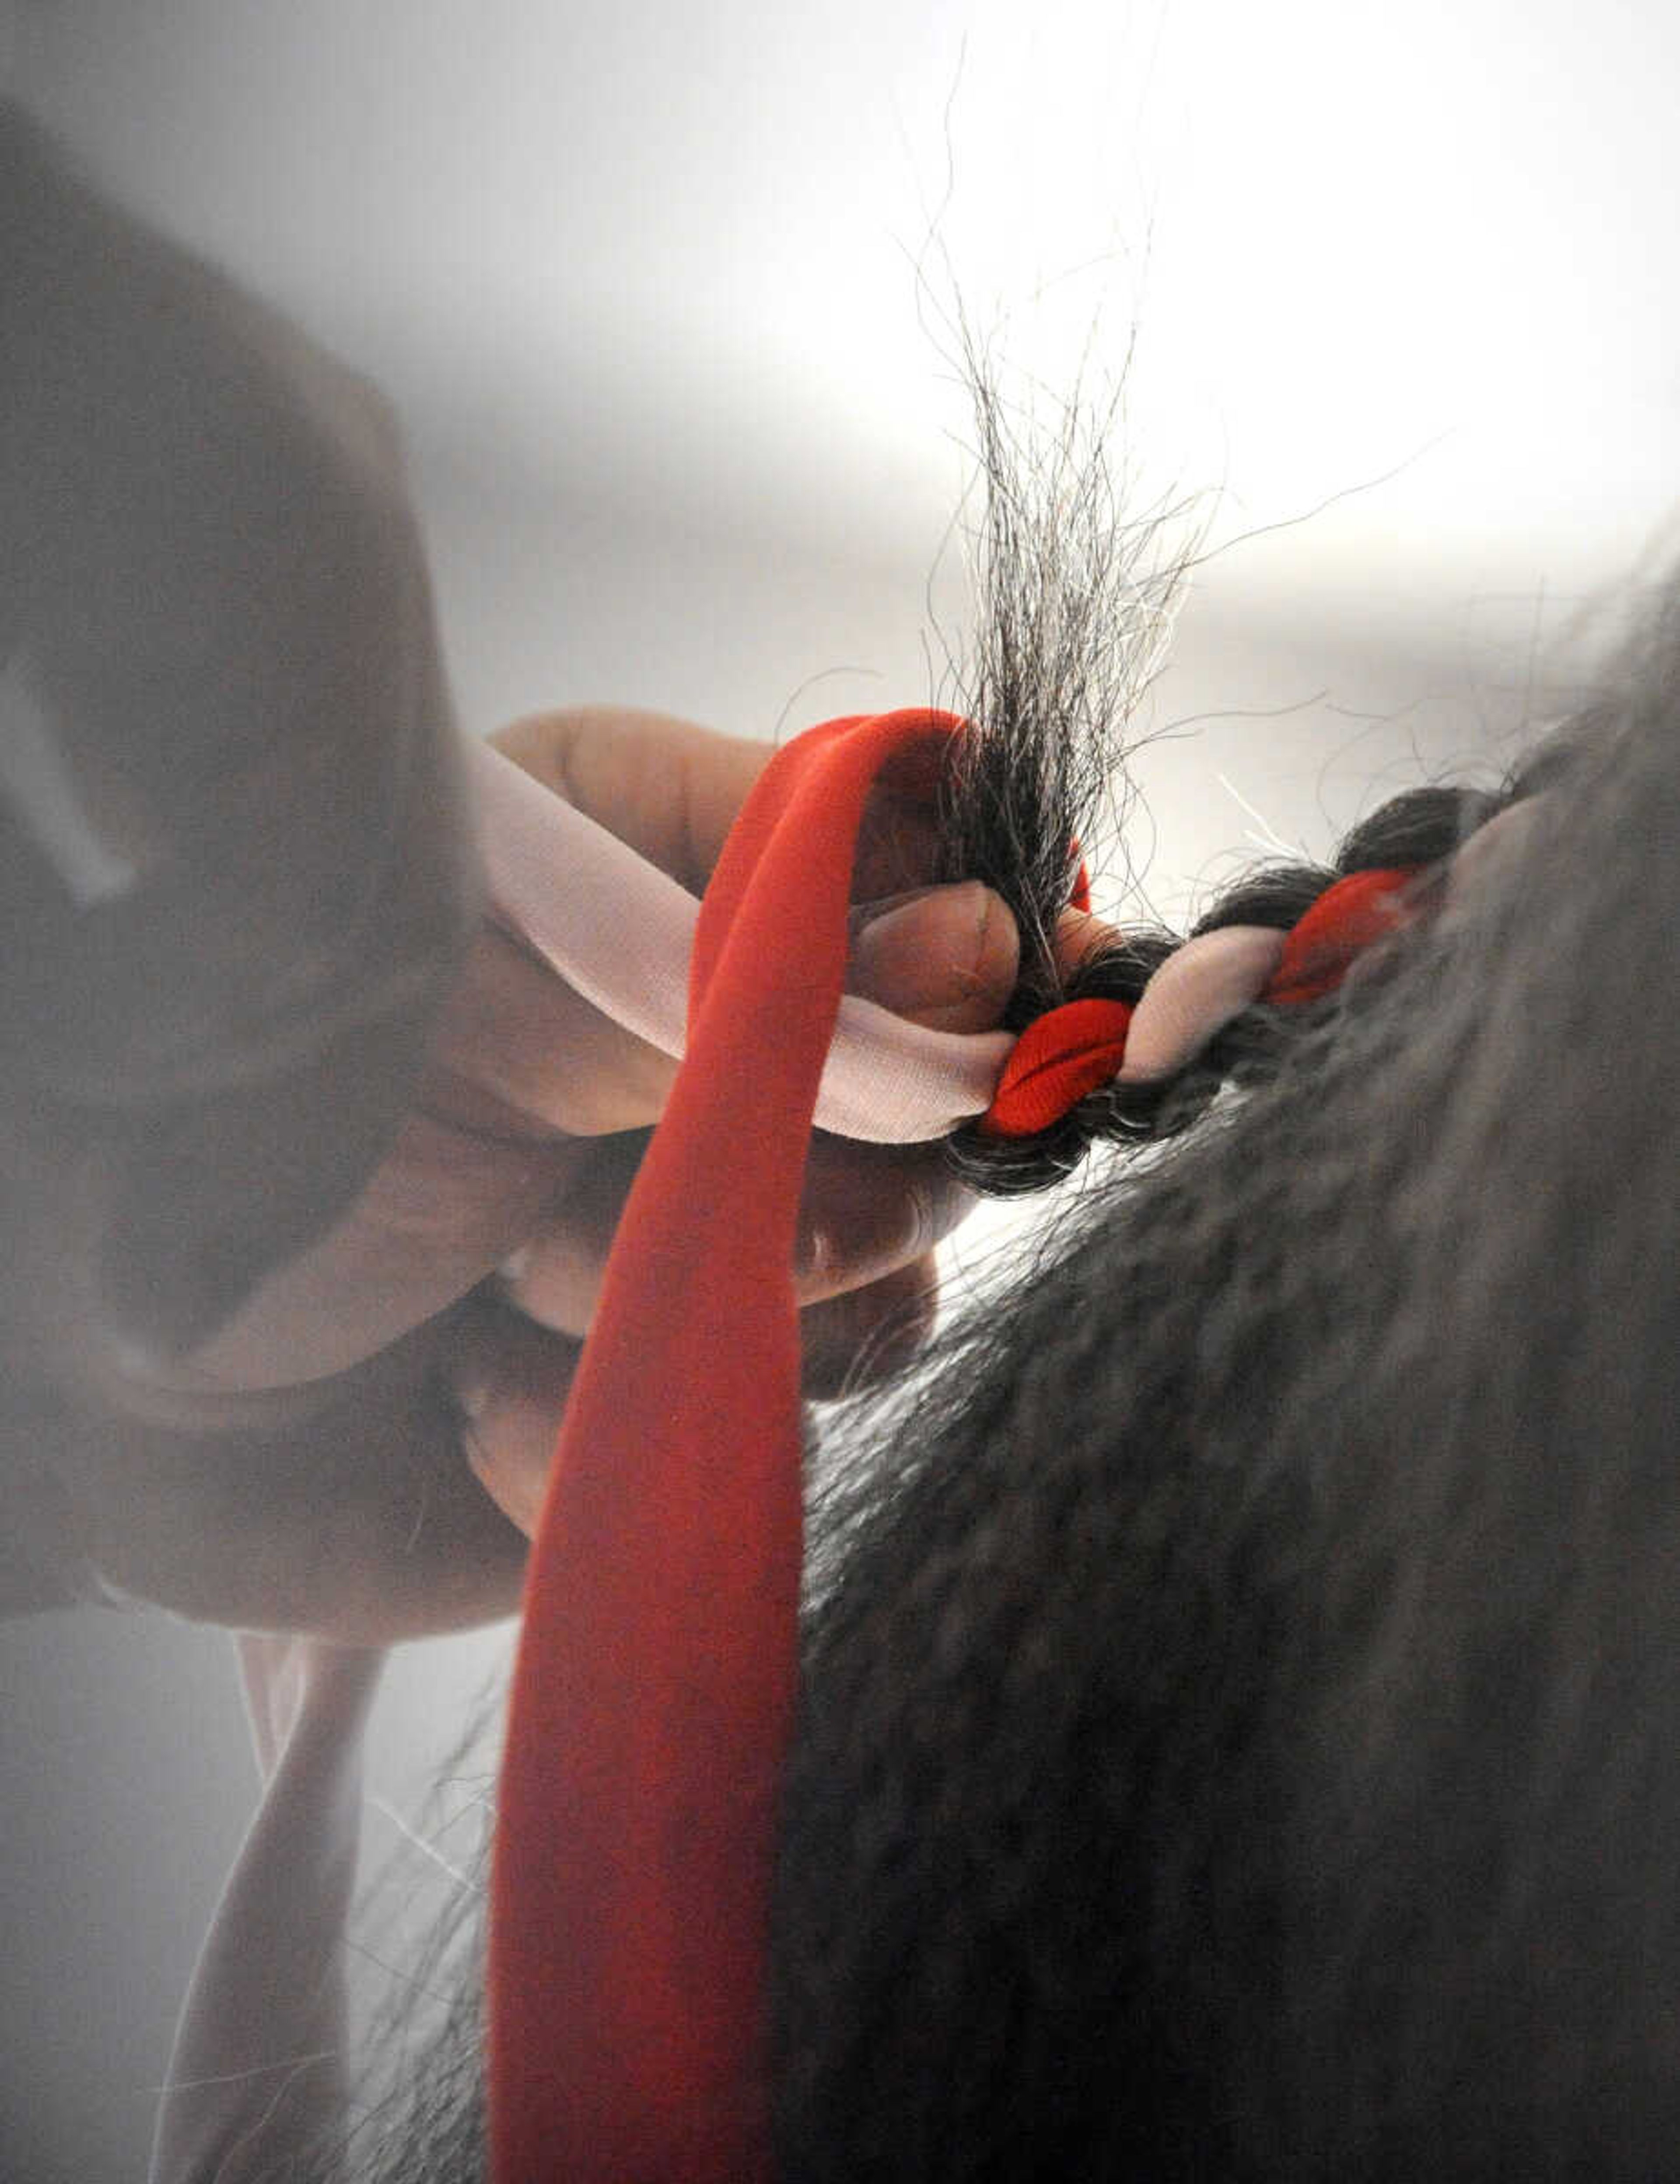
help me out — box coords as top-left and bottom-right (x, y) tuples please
(1264, 866), (1417, 1005)
(488, 710), (965, 2184)
(980, 994), (1135, 1138)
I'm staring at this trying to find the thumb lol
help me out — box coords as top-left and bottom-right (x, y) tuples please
(848, 882), (1019, 1034)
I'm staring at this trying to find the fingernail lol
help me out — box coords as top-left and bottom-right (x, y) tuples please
(850, 881), (992, 1013)
(847, 885), (941, 934)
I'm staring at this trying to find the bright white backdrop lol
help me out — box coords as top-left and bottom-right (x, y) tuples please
(12, 0), (1678, 644)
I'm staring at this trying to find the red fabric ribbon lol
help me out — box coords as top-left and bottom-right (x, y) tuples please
(980, 995), (1135, 1138)
(1262, 866), (1417, 1006)
(979, 865), (1421, 1139)
(488, 710), (964, 2184)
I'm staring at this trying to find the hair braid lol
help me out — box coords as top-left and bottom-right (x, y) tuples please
(946, 775), (1514, 1197)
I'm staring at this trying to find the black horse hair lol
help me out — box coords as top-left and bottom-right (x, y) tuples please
(296, 383), (1680, 2184)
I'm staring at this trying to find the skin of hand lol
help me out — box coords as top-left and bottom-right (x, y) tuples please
(24, 710), (1022, 1639)
(0, 106), (1029, 1639)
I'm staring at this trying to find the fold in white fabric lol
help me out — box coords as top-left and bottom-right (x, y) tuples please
(149, 1636), (384, 2184)
(469, 737), (1013, 1146)
(1117, 925), (1288, 1083)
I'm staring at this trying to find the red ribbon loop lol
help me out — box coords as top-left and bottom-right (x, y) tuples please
(1262, 867), (1418, 1007)
(488, 710), (964, 2184)
(979, 996), (1134, 1139)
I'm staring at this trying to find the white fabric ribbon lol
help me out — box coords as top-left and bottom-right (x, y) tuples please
(1117, 925), (1288, 1082)
(149, 1636), (384, 2184)
(469, 737), (1013, 1146)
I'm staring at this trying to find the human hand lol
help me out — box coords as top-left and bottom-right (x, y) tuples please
(28, 710), (1019, 1635)
(0, 112), (1023, 1634)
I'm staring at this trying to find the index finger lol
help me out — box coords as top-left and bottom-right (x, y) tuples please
(491, 707), (952, 903)
(491, 709), (772, 890)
